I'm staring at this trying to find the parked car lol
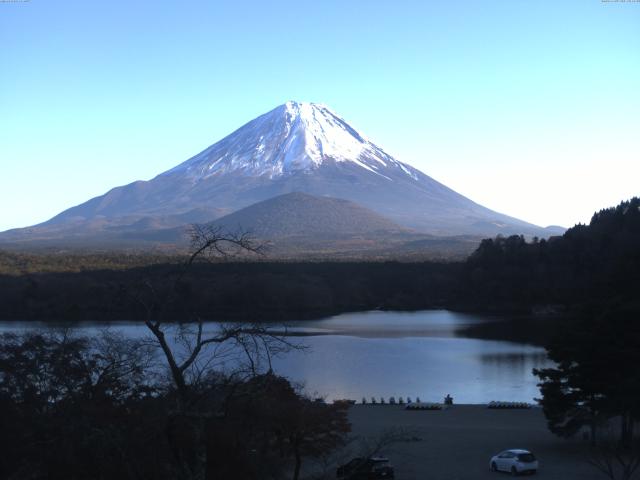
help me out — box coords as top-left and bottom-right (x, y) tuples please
(490, 449), (538, 475)
(337, 456), (395, 479)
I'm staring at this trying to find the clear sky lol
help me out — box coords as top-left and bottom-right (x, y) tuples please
(1, 0), (638, 232)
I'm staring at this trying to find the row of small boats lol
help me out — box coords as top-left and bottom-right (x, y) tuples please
(487, 401), (532, 409)
(333, 398), (533, 409)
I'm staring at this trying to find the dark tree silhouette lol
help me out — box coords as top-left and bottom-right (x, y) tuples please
(0, 330), (158, 479)
(131, 225), (308, 480)
(534, 309), (640, 446)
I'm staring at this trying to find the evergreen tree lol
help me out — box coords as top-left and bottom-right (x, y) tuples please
(534, 309), (640, 446)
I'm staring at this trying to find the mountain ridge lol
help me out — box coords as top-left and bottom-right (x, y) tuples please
(1, 101), (564, 250)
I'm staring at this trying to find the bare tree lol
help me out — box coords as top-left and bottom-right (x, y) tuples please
(589, 440), (640, 480)
(356, 426), (421, 457)
(309, 427), (420, 480)
(133, 226), (290, 398)
(130, 225), (301, 480)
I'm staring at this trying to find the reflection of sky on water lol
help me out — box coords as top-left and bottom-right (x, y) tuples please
(0, 310), (551, 403)
(272, 334), (550, 404)
(280, 310), (489, 338)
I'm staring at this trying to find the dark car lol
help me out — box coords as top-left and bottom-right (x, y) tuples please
(336, 456), (395, 479)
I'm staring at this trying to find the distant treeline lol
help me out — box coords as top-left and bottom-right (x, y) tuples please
(0, 250), (184, 275)
(0, 197), (638, 322)
(0, 261), (461, 322)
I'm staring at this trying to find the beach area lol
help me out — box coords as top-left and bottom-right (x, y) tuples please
(337, 404), (603, 480)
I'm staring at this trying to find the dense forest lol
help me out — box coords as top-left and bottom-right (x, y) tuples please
(0, 198), (638, 323)
(0, 260), (460, 322)
(460, 197), (640, 314)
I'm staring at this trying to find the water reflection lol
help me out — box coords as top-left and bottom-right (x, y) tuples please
(479, 351), (549, 368)
(271, 335), (550, 404)
(282, 309), (489, 338)
(0, 310), (551, 403)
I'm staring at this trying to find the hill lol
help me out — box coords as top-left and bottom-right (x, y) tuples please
(212, 192), (406, 237)
(0, 102), (561, 251)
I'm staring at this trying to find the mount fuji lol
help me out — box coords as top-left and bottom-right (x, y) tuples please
(1, 101), (561, 250)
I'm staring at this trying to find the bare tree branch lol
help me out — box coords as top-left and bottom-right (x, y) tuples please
(588, 438), (640, 480)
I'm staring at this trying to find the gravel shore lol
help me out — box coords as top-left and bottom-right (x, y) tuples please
(342, 404), (601, 480)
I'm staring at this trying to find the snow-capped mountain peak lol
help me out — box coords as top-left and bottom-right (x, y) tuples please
(164, 101), (415, 181)
(2, 100), (554, 241)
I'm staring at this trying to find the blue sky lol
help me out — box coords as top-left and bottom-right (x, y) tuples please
(1, 0), (638, 231)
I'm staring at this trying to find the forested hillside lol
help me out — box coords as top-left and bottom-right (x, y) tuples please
(461, 197), (640, 312)
(0, 261), (459, 322)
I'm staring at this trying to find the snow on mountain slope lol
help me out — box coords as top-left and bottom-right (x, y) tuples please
(163, 101), (416, 181)
(0, 101), (560, 243)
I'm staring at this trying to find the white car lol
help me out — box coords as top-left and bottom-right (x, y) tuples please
(490, 449), (538, 475)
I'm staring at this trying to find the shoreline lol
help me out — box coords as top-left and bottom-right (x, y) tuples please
(337, 404), (601, 480)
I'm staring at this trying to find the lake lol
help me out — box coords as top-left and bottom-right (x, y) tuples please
(0, 310), (550, 404)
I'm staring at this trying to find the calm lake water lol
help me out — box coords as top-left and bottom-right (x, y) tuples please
(0, 310), (549, 404)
